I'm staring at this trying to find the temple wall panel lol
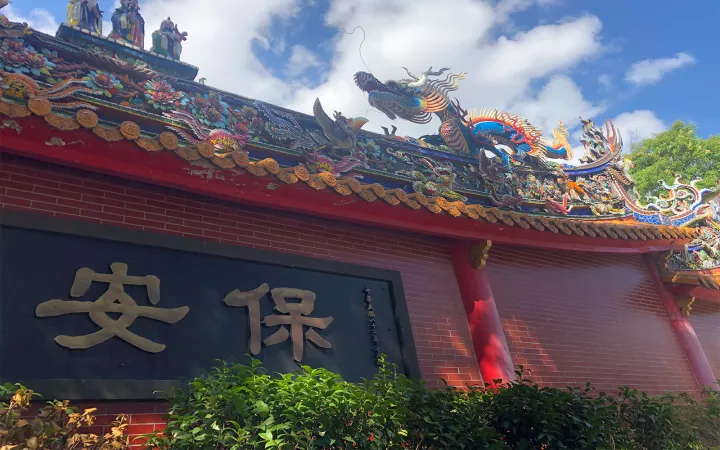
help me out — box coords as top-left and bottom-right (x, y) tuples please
(690, 302), (720, 381)
(487, 244), (702, 395)
(0, 153), (478, 442)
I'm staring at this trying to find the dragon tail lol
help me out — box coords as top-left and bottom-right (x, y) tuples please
(164, 110), (208, 141)
(51, 101), (98, 110)
(167, 126), (200, 145)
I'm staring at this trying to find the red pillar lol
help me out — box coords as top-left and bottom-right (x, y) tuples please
(644, 255), (719, 391)
(450, 240), (515, 385)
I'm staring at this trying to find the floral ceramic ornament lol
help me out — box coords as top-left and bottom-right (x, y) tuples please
(82, 70), (123, 97)
(0, 38), (55, 76)
(189, 91), (231, 128)
(143, 80), (187, 111)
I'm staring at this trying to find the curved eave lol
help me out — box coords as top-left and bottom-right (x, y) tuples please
(0, 111), (696, 254)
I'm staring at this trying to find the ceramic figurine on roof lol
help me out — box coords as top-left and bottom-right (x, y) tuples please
(108, 0), (145, 48)
(66, 0), (103, 35)
(151, 17), (187, 60)
(578, 118), (622, 164)
(354, 67), (574, 170)
(311, 98), (368, 151)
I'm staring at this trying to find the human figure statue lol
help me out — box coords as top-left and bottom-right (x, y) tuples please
(151, 17), (187, 60)
(108, 0), (145, 48)
(66, 0), (103, 35)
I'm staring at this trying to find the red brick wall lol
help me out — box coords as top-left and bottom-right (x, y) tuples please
(487, 244), (701, 395)
(690, 301), (720, 383)
(0, 153), (479, 443)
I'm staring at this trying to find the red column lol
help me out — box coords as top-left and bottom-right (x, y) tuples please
(450, 240), (515, 386)
(644, 255), (719, 391)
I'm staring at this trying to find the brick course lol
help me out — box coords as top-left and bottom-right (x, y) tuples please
(487, 244), (702, 396)
(0, 153), (479, 441)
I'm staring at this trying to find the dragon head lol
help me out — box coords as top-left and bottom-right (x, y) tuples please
(354, 71), (430, 124)
(354, 67), (466, 125)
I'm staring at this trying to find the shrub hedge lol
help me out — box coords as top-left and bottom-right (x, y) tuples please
(144, 359), (720, 450)
(2, 359), (719, 449)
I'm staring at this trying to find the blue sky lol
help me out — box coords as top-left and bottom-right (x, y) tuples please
(5, 0), (718, 150)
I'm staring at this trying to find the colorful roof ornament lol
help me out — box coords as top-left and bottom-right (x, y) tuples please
(0, 8), (712, 247)
(151, 17), (187, 60)
(66, 0), (103, 36)
(108, 0), (145, 48)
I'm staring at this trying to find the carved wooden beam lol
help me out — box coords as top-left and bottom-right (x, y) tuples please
(677, 297), (695, 317)
(470, 240), (492, 269)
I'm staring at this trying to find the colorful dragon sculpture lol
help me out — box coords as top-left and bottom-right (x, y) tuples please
(354, 67), (574, 169)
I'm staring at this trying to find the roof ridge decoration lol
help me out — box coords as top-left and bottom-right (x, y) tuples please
(0, 9), (710, 244)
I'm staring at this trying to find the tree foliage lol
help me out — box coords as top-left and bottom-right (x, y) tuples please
(628, 121), (720, 198)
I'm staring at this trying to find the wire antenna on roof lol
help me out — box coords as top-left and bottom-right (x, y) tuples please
(342, 26), (372, 75)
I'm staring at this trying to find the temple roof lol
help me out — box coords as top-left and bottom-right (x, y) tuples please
(0, 8), (716, 249)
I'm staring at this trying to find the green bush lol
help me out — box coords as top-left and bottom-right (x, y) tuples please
(144, 360), (720, 450)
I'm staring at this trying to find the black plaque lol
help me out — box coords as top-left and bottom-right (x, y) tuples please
(0, 210), (419, 400)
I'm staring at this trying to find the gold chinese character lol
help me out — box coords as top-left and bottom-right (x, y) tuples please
(264, 288), (333, 362)
(223, 283), (269, 355)
(35, 262), (189, 353)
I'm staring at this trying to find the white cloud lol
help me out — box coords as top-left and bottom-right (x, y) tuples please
(625, 52), (696, 87)
(510, 74), (605, 135)
(138, 0), (303, 102)
(3, 5), (58, 34)
(285, 45), (321, 77)
(611, 110), (667, 148)
(495, 0), (560, 20)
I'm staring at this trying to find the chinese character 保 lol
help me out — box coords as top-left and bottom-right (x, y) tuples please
(35, 262), (189, 353)
(224, 284), (334, 362)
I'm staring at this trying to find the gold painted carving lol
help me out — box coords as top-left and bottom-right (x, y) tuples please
(307, 174), (328, 191)
(369, 183), (384, 197)
(76, 109), (99, 128)
(45, 114), (79, 131)
(212, 155), (235, 169)
(197, 141), (215, 158)
(358, 189), (377, 202)
(0, 101), (31, 118)
(293, 165), (310, 181)
(159, 131), (179, 150)
(333, 183), (353, 196)
(93, 126), (124, 142)
(246, 163), (269, 177)
(135, 137), (163, 152)
(119, 121), (141, 140)
(346, 177), (363, 193)
(257, 158), (280, 174)
(175, 147), (200, 161)
(27, 96), (52, 116)
(35, 263), (189, 353)
(678, 297), (695, 316)
(231, 150), (250, 167)
(470, 240), (493, 269)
